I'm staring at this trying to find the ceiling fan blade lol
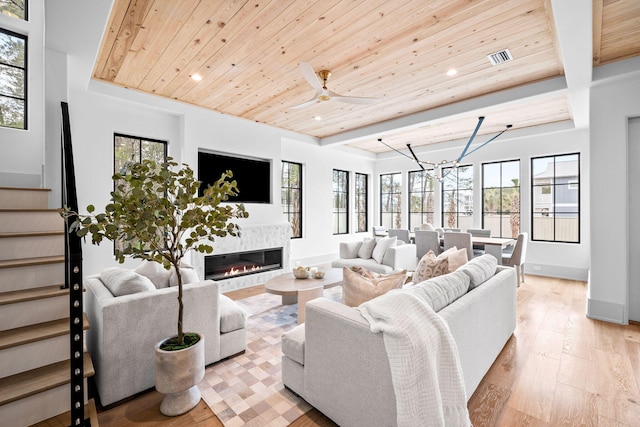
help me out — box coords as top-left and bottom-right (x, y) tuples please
(330, 94), (380, 105)
(290, 94), (320, 109)
(298, 62), (323, 91)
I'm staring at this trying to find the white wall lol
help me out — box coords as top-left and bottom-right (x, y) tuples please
(374, 124), (590, 281)
(0, 0), (45, 187)
(590, 64), (640, 324)
(628, 118), (640, 322)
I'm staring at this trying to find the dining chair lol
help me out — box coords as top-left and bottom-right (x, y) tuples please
(502, 232), (528, 284)
(467, 228), (491, 256)
(372, 225), (387, 237)
(443, 227), (461, 233)
(414, 230), (441, 259)
(443, 232), (473, 260)
(420, 223), (435, 231)
(387, 228), (411, 244)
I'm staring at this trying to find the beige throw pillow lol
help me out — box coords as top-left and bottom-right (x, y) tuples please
(342, 267), (406, 307)
(412, 250), (449, 284)
(437, 246), (468, 272)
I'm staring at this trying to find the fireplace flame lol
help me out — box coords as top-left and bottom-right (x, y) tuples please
(224, 265), (263, 277)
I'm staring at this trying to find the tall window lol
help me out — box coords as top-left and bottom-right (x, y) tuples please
(380, 172), (401, 229)
(0, 28), (26, 129)
(0, 1), (27, 20)
(441, 165), (473, 229)
(114, 134), (167, 174)
(482, 160), (520, 238)
(531, 153), (580, 243)
(408, 170), (435, 230)
(333, 169), (349, 234)
(355, 173), (368, 233)
(282, 161), (302, 239)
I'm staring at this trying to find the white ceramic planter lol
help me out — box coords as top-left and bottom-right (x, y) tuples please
(155, 333), (205, 416)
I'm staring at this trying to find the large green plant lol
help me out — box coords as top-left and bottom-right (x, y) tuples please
(63, 158), (248, 346)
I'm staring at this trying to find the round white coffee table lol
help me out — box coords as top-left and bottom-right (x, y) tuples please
(264, 267), (342, 323)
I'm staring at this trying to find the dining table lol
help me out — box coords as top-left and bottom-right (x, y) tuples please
(468, 236), (516, 264)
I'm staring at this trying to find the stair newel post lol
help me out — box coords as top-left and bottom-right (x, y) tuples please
(61, 102), (87, 426)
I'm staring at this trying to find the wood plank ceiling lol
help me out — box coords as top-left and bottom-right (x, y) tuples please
(93, 0), (640, 154)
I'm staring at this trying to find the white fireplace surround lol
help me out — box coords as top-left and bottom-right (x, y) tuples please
(192, 223), (291, 293)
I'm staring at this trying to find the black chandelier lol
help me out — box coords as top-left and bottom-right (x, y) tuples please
(379, 116), (512, 182)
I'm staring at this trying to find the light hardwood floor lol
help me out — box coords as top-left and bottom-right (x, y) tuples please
(88, 274), (640, 427)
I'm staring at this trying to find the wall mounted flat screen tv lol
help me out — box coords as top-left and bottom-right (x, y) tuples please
(198, 150), (271, 204)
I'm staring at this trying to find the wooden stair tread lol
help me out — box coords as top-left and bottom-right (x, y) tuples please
(0, 313), (89, 350)
(30, 398), (99, 427)
(0, 255), (65, 269)
(0, 285), (68, 306)
(0, 352), (94, 406)
(0, 231), (64, 238)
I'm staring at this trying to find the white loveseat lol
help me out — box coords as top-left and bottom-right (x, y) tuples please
(281, 255), (517, 427)
(331, 236), (417, 274)
(85, 266), (247, 406)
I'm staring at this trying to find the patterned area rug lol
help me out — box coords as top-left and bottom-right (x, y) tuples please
(199, 287), (342, 426)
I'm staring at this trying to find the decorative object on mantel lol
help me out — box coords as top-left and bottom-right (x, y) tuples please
(61, 158), (248, 416)
(378, 116), (512, 182)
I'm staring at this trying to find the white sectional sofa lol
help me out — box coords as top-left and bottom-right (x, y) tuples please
(331, 236), (417, 274)
(85, 269), (247, 406)
(281, 255), (517, 427)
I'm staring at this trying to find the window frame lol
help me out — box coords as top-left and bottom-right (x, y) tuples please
(408, 169), (435, 231)
(332, 169), (349, 235)
(481, 159), (520, 238)
(530, 152), (581, 244)
(0, 27), (27, 130)
(441, 165), (473, 229)
(355, 172), (368, 233)
(379, 172), (402, 229)
(281, 160), (303, 239)
(0, 1), (28, 20)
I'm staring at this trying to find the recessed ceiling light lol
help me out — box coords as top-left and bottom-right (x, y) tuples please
(314, 116), (322, 121)
(191, 74), (203, 81)
(446, 69), (458, 76)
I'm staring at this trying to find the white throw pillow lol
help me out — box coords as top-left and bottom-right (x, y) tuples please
(135, 260), (171, 289)
(409, 270), (470, 312)
(358, 238), (377, 259)
(371, 236), (397, 264)
(169, 265), (201, 287)
(458, 254), (498, 289)
(100, 267), (156, 297)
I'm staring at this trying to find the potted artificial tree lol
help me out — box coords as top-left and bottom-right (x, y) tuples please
(63, 158), (248, 416)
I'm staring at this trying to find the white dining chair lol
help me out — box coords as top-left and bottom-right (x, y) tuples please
(387, 228), (411, 243)
(414, 230), (441, 259)
(443, 231), (473, 260)
(502, 232), (528, 284)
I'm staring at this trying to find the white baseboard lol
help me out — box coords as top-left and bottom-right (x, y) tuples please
(523, 263), (588, 282)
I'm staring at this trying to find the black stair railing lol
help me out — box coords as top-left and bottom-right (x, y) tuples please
(61, 101), (88, 426)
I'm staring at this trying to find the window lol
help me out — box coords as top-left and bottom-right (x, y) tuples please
(0, 0), (27, 20)
(0, 28), (26, 129)
(355, 173), (368, 233)
(482, 160), (520, 238)
(333, 169), (349, 234)
(282, 161), (302, 239)
(441, 165), (473, 229)
(531, 153), (580, 243)
(380, 172), (401, 229)
(408, 170), (435, 230)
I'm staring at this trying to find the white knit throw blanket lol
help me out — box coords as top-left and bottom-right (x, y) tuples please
(358, 290), (471, 427)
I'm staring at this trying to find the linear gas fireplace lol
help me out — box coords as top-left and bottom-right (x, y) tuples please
(204, 247), (283, 281)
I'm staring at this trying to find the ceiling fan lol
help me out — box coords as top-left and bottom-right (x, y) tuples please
(290, 62), (380, 109)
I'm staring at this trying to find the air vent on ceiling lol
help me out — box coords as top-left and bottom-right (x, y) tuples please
(487, 49), (513, 66)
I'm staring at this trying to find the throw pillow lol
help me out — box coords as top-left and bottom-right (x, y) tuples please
(350, 266), (377, 279)
(135, 260), (171, 289)
(100, 267), (156, 297)
(412, 250), (449, 284)
(169, 264), (201, 287)
(357, 238), (377, 259)
(409, 270), (470, 312)
(342, 267), (406, 307)
(371, 236), (397, 264)
(458, 254), (498, 289)
(437, 247), (469, 272)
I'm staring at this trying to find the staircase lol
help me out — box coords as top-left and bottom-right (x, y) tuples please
(0, 187), (96, 427)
